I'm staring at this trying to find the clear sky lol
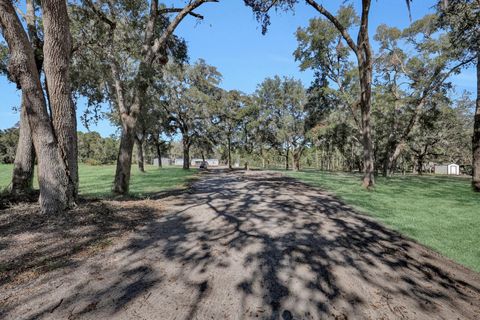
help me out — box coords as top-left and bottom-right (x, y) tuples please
(0, 0), (475, 136)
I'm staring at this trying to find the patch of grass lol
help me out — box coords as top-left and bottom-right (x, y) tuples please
(0, 164), (197, 198)
(285, 170), (480, 272)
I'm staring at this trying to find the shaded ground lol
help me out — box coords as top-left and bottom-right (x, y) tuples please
(285, 170), (480, 272)
(0, 170), (479, 319)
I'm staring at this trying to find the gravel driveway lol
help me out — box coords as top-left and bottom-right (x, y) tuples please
(1, 169), (479, 319)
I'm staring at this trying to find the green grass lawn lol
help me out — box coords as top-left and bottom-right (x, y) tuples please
(285, 170), (480, 272)
(0, 164), (197, 198)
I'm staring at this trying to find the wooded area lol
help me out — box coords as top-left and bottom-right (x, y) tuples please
(1, 1), (480, 319)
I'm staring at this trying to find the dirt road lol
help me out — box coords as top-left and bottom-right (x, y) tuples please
(1, 170), (479, 319)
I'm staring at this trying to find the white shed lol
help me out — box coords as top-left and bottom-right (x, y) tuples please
(434, 163), (460, 175)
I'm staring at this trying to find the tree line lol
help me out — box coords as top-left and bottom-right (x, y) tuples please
(0, 0), (478, 214)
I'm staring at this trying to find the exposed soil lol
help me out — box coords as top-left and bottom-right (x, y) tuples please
(0, 169), (479, 319)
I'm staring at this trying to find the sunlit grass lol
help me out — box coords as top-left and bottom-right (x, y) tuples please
(286, 170), (480, 273)
(0, 164), (197, 198)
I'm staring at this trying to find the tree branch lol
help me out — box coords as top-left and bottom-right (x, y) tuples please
(150, 0), (218, 64)
(83, 0), (116, 28)
(159, 7), (204, 20)
(305, 0), (358, 56)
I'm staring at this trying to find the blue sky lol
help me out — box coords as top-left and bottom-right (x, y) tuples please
(0, 0), (475, 136)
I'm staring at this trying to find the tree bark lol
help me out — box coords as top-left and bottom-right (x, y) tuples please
(473, 53), (480, 191)
(113, 122), (135, 194)
(285, 146), (289, 170)
(155, 141), (162, 168)
(182, 137), (190, 170)
(417, 155), (424, 176)
(11, 102), (35, 195)
(227, 136), (232, 169)
(293, 147), (303, 171)
(0, 0), (72, 213)
(41, 0), (78, 205)
(135, 135), (145, 172)
(358, 0), (375, 188)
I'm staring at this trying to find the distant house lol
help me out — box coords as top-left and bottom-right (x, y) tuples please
(434, 163), (460, 175)
(174, 158), (184, 166)
(153, 158), (172, 166)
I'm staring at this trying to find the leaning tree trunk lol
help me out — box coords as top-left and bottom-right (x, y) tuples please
(10, 0), (40, 196)
(41, 0), (78, 205)
(473, 53), (480, 191)
(182, 137), (190, 170)
(0, 0), (72, 213)
(11, 102), (35, 195)
(135, 135), (145, 173)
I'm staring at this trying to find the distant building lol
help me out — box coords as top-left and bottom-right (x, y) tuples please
(434, 163), (460, 175)
(173, 158), (219, 167)
(153, 158), (172, 166)
(190, 159), (219, 167)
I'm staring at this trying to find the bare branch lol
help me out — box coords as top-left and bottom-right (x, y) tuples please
(158, 7), (204, 20)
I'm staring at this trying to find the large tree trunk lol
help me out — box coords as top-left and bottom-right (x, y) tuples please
(42, 0), (78, 205)
(113, 122), (135, 194)
(182, 137), (190, 170)
(11, 101), (35, 195)
(358, 0), (375, 188)
(293, 147), (303, 171)
(0, 0), (73, 213)
(473, 53), (480, 191)
(135, 135), (145, 172)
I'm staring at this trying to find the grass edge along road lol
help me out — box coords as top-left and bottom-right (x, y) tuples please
(286, 170), (480, 273)
(0, 164), (198, 198)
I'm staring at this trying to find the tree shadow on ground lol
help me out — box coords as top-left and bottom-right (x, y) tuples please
(1, 170), (479, 319)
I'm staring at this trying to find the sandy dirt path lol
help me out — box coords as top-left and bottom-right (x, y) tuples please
(1, 169), (479, 319)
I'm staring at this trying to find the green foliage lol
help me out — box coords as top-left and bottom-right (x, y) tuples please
(77, 131), (119, 165)
(295, 5), (357, 74)
(437, 0), (479, 57)
(161, 59), (222, 154)
(69, 0), (188, 128)
(287, 170), (480, 272)
(0, 42), (8, 76)
(0, 127), (19, 164)
(255, 75), (307, 151)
